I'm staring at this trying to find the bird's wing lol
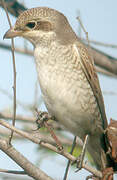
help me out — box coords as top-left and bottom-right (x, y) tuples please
(73, 42), (108, 129)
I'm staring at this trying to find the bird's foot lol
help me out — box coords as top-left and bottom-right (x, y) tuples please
(102, 167), (113, 180)
(105, 119), (117, 163)
(35, 109), (63, 151)
(74, 134), (89, 171)
(86, 167), (114, 180)
(73, 154), (84, 172)
(86, 175), (99, 180)
(35, 109), (55, 129)
(71, 154), (85, 172)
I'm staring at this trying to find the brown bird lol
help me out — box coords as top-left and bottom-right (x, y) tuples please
(4, 7), (109, 170)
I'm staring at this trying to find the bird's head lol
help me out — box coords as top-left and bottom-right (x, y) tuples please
(4, 7), (77, 46)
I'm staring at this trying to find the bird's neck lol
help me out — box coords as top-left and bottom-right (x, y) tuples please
(34, 31), (57, 48)
(34, 41), (73, 68)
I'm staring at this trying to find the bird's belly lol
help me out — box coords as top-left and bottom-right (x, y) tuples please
(38, 66), (100, 139)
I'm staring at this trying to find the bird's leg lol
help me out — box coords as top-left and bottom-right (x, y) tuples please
(75, 134), (89, 171)
(44, 120), (63, 151)
(35, 109), (63, 151)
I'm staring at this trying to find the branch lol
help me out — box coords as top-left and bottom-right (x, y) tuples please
(0, 112), (35, 122)
(0, 168), (25, 175)
(0, 174), (32, 180)
(0, 0), (27, 17)
(0, 112), (83, 147)
(0, 119), (102, 178)
(2, 0), (17, 142)
(89, 46), (117, 76)
(0, 138), (54, 180)
(0, 125), (83, 148)
(95, 65), (117, 77)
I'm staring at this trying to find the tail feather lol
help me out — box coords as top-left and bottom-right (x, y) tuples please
(87, 134), (108, 170)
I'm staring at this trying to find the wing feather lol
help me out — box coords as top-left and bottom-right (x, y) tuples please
(73, 43), (108, 129)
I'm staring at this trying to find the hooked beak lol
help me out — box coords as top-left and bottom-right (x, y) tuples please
(3, 27), (22, 39)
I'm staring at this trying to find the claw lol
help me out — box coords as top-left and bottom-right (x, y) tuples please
(35, 109), (63, 150)
(102, 167), (113, 180)
(86, 175), (97, 180)
(86, 167), (114, 180)
(35, 109), (52, 129)
(75, 154), (84, 172)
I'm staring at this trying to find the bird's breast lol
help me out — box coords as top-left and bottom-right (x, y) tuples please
(34, 44), (102, 138)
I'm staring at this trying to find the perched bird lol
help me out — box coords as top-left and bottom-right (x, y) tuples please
(4, 7), (109, 170)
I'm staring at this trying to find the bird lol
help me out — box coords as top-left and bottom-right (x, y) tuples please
(4, 7), (109, 170)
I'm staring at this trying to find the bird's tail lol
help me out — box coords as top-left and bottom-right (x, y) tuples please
(87, 133), (108, 170)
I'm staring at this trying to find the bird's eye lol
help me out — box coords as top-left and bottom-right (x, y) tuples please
(26, 22), (36, 29)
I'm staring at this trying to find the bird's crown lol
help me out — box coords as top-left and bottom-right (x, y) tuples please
(15, 7), (66, 30)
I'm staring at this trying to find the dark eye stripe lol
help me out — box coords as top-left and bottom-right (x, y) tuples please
(26, 22), (35, 29)
(36, 21), (53, 31)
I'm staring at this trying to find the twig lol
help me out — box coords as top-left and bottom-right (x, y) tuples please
(2, 0), (17, 143)
(103, 91), (117, 96)
(77, 16), (90, 47)
(0, 112), (35, 123)
(82, 38), (117, 48)
(63, 136), (77, 180)
(77, 10), (82, 38)
(0, 168), (25, 175)
(0, 42), (33, 56)
(0, 119), (102, 178)
(95, 65), (117, 78)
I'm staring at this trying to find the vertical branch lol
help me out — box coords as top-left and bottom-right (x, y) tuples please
(77, 16), (94, 64)
(77, 10), (82, 38)
(2, 0), (17, 143)
(77, 16), (90, 47)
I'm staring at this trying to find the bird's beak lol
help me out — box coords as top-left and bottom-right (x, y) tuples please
(3, 27), (22, 39)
